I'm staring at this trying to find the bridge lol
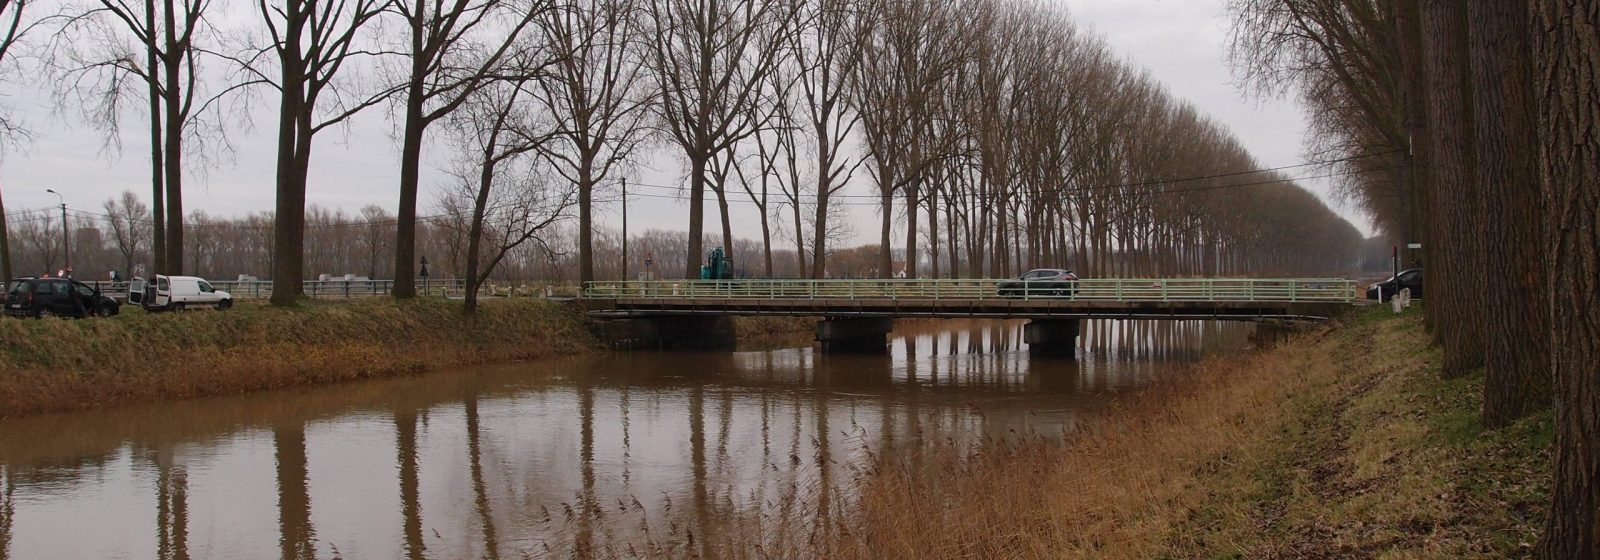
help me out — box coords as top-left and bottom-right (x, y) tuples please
(580, 278), (1359, 353)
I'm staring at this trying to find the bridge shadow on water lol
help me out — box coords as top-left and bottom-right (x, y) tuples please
(0, 318), (1255, 560)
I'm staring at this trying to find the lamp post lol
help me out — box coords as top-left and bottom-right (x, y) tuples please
(46, 189), (68, 277)
(418, 255), (430, 294)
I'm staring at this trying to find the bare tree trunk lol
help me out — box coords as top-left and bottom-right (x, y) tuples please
(0, 183), (10, 281)
(1467, 0), (1550, 428)
(1420, 0), (1485, 377)
(903, 185), (918, 278)
(270, 49), (307, 306)
(463, 148), (495, 319)
(145, 0), (166, 276)
(272, 119), (312, 305)
(927, 193), (939, 278)
(878, 185), (893, 279)
(792, 195), (806, 276)
(161, 0), (183, 275)
(812, 184), (829, 278)
(1534, 1), (1600, 555)
(577, 163), (595, 283)
(686, 157), (706, 277)
(394, 79), (425, 298)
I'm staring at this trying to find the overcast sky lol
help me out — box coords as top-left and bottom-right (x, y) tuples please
(0, 0), (1371, 247)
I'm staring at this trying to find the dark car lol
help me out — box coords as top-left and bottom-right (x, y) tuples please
(5, 277), (121, 318)
(1366, 268), (1423, 302)
(999, 268), (1080, 297)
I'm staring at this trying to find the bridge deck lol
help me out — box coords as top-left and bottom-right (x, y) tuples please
(583, 278), (1358, 321)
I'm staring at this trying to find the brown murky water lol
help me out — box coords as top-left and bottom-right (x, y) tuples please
(0, 319), (1255, 559)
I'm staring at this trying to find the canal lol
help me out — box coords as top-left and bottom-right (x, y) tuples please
(0, 319), (1257, 559)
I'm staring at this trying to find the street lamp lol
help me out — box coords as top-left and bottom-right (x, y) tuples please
(419, 255), (430, 293)
(45, 189), (68, 277)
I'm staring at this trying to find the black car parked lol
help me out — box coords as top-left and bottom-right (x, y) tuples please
(5, 277), (121, 318)
(1366, 268), (1423, 302)
(998, 268), (1080, 297)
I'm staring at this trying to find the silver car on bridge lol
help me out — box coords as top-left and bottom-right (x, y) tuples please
(997, 269), (1080, 297)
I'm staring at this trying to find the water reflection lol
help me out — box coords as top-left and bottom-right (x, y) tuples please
(151, 444), (189, 560)
(0, 319), (1251, 559)
(2, 464), (12, 560)
(276, 424), (314, 560)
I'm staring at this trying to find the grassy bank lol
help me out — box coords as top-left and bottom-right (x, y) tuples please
(792, 307), (1550, 558)
(0, 298), (598, 418)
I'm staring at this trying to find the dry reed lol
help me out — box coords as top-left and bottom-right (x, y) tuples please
(0, 298), (597, 417)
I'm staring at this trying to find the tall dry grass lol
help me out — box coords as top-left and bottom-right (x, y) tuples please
(823, 344), (1327, 559)
(532, 325), (1339, 560)
(0, 298), (597, 417)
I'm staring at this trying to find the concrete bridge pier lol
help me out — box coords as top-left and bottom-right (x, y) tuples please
(816, 317), (893, 353)
(1024, 319), (1080, 357)
(597, 316), (737, 350)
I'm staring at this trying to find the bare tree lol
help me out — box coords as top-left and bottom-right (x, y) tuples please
(357, 204), (393, 278)
(851, 0), (972, 278)
(102, 191), (152, 276)
(784, 0), (867, 278)
(248, 0), (394, 305)
(389, 0), (545, 299)
(0, 0), (37, 281)
(52, 0), (236, 276)
(533, 0), (653, 284)
(445, 69), (571, 317)
(642, 0), (795, 276)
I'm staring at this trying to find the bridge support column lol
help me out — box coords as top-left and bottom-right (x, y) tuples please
(1024, 319), (1079, 357)
(816, 317), (892, 353)
(596, 316), (737, 350)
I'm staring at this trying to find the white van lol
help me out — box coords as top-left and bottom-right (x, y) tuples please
(128, 275), (234, 311)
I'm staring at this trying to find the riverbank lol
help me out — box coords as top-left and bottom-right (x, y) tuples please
(788, 307), (1550, 558)
(0, 300), (820, 419)
(0, 299), (601, 418)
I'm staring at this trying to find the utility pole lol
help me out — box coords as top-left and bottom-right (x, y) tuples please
(621, 177), (629, 281)
(46, 189), (68, 277)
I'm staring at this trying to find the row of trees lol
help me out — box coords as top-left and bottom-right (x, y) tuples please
(1227, 0), (1598, 555)
(1, 190), (881, 284)
(0, 0), (1363, 313)
(643, 0), (1364, 281)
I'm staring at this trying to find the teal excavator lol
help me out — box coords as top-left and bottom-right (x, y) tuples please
(699, 247), (734, 280)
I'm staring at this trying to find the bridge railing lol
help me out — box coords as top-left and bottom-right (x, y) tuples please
(83, 279), (469, 300)
(582, 278), (1359, 303)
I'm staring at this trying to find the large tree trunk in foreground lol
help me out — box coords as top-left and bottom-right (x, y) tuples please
(1419, 0), (1486, 378)
(1467, 0), (1551, 427)
(1534, 0), (1600, 556)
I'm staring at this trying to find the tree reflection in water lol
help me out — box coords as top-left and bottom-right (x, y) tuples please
(274, 424), (314, 560)
(0, 319), (1254, 559)
(1, 464), (12, 560)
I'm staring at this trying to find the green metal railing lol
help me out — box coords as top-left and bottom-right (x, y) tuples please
(582, 278), (1359, 303)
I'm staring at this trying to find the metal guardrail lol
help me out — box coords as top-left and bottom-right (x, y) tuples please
(84, 279), (470, 300)
(581, 278), (1360, 303)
